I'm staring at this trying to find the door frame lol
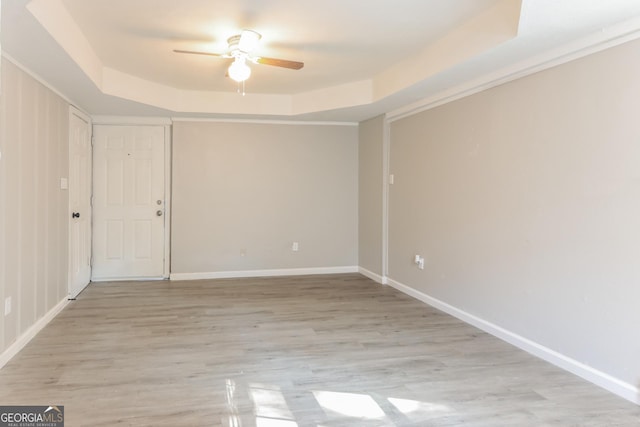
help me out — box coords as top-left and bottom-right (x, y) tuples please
(91, 116), (172, 279)
(68, 106), (93, 297)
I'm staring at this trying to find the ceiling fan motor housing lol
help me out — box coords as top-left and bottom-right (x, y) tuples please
(229, 30), (262, 55)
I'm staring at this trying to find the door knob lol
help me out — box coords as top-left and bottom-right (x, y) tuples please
(72, 212), (80, 218)
(156, 210), (163, 217)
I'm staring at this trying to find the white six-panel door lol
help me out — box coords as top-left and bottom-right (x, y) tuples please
(68, 108), (93, 297)
(92, 125), (166, 280)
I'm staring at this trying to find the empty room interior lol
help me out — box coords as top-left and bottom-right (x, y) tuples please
(2, 0), (640, 425)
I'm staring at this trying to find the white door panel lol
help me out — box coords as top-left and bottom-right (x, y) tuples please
(69, 108), (92, 298)
(92, 125), (165, 280)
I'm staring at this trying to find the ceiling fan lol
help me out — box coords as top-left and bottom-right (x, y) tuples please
(174, 29), (304, 83)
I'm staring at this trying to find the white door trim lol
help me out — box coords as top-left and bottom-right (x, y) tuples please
(162, 124), (171, 279)
(381, 115), (391, 283)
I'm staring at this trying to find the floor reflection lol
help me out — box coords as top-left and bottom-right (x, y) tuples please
(225, 379), (242, 427)
(224, 378), (452, 426)
(313, 390), (386, 419)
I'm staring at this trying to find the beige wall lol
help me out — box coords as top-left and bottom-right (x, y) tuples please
(171, 121), (358, 275)
(358, 116), (384, 276)
(386, 38), (640, 390)
(0, 58), (69, 354)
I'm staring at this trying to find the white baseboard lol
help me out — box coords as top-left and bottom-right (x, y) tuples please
(358, 267), (387, 285)
(386, 278), (640, 406)
(170, 266), (359, 281)
(91, 276), (166, 282)
(0, 298), (69, 370)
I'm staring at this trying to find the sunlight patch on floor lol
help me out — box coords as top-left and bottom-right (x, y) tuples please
(250, 385), (295, 420)
(223, 378), (454, 426)
(256, 416), (299, 427)
(313, 390), (386, 419)
(388, 397), (451, 416)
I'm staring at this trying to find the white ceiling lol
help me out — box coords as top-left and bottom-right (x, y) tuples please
(63, 0), (500, 93)
(3, 0), (640, 122)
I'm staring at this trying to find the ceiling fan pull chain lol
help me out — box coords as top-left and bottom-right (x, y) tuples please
(236, 80), (246, 96)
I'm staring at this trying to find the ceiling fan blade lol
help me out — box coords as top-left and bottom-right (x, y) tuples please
(173, 49), (226, 58)
(255, 56), (304, 70)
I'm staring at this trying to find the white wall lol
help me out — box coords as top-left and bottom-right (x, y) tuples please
(380, 37), (640, 402)
(0, 58), (69, 355)
(171, 120), (358, 277)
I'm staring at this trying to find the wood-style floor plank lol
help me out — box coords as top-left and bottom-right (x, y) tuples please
(0, 274), (638, 426)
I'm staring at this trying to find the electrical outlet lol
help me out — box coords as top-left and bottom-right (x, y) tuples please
(418, 258), (425, 270)
(292, 242), (299, 252)
(4, 297), (11, 316)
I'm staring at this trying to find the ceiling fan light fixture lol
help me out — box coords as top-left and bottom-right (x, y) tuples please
(238, 29), (261, 53)
(228, 58), (251, 82)
(175, 29), (304, 84)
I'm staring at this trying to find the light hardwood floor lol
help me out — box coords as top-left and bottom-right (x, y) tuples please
(0, 274), (638, 426)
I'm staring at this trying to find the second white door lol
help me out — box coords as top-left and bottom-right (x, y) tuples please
(68, 107), (92, 297)
(92, 125), (166, 280)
